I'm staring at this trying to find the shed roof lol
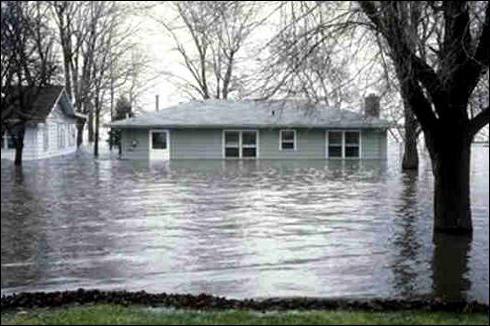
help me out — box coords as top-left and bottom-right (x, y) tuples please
(109, 99), (391, 129)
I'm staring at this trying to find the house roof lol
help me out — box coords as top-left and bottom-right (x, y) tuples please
(108, 99), (392, 129)
(3, 86), (85, 122)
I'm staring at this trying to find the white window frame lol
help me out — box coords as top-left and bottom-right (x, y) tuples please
(65, 124), (70, 147)
(279, 129), (297, 151)
(43, 123), (49, 152)
(222, 129), (259, 159)
(61, 124), (66, 148)
(57, 124), (63, 149)
(326, 130), (362, 159)
(67, 125), (72, 147)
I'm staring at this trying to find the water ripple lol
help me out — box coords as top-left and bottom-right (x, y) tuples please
(1, 143), (488, 303)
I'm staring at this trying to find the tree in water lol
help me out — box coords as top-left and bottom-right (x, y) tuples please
(1, 1), (57, 166)
(265, 1), (488, 234)
(107, 96), (132, 156)
(358, 1), (489, 234)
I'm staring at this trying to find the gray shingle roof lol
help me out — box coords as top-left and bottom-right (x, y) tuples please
(3, 86), (85, 121)
(108, 99), (391, 129)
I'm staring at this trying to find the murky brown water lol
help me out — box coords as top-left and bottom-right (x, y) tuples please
(1, 143), (488, 303)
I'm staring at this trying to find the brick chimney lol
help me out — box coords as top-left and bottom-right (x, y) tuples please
(364, 93), (380, 118)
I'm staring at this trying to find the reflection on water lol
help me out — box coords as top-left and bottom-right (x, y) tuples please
(390, 170), (425, 298)
(1, 143), (488, 303)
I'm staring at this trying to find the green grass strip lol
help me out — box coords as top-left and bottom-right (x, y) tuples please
(2, 304), (489, 325)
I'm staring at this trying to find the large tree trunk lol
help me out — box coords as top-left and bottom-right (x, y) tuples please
(76, 118), (85, 147)
(428, 132), (473, 234)
(94, 106), (100, 157)
(431, 233), (471, 301)
(88, 110), (94, 143)
(63, 51), (72, 98)
(402, 106), (419, 170)
(13, 124), (26, 166)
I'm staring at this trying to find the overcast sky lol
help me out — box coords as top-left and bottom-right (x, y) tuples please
(96, 1), (487, 140)
(125, 2), (280, 113)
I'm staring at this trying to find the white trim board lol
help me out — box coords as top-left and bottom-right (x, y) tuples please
(149, 129), (170, 160)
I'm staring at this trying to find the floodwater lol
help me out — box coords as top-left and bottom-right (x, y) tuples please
(1, 143), (488, 303)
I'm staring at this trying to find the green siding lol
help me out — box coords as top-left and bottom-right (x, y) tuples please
(171, 129), (222, 159)
(259, 128), (325, 159)
(121, 129), (149, 160)
(120, 128), (387, 160)
(361, 129), (387, 159)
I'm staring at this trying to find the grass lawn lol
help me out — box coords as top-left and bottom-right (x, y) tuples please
(1, 304), (488, 325)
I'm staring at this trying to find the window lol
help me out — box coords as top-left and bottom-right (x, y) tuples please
(328, 131), (343, 158)
(224, 131), (239, 158)
(280, 129), (296, 150)
(68, 125), (76, 147)
(224, 130), (257, 159)
(151, 131), (167, 149)
(345, 131), (360, 158)
(67, 125), (71, 147)
(57, 124), (66, 149)
(1, 131), (15, 150)
(327, 131), (361, 159)
(43, 124), (49, 151)
(57, 125), (61, 149)
(241, 131), (257, 158)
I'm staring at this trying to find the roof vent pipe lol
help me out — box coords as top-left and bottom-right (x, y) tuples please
(156, 94), (159, 112)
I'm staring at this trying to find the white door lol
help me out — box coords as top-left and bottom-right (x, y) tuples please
(149, 130), (170, 160)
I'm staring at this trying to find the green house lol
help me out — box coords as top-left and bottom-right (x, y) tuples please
(108, 96), (390, 161)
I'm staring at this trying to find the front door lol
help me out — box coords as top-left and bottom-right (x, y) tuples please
(149, 130), (170, 160)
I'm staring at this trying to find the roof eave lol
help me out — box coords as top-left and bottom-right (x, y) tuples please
(107, 123), (392, 129)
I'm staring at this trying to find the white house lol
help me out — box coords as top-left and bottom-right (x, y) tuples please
(1, 86), (86, 161)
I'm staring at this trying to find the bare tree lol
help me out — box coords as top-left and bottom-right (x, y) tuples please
(88, 1), (141, 157)
(358, 1), (489, 234)
(468, 70), (489, 142)
(108, 95), (133, 155)
(1, 1), (57, 166)
(255, 2), (358, 107)
(106, 49), (156, 151)
(120, 50), (157, 115)
(262, 1), (488, 234)
(260, 2), (423, 169)
(375, 44), (422, 169)
(51, 0), (91, 146)
(51, 1), (146, 155)
(155, 1), (264, 100)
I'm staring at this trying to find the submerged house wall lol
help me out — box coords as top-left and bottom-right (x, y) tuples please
(120, 128), (388, 160)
